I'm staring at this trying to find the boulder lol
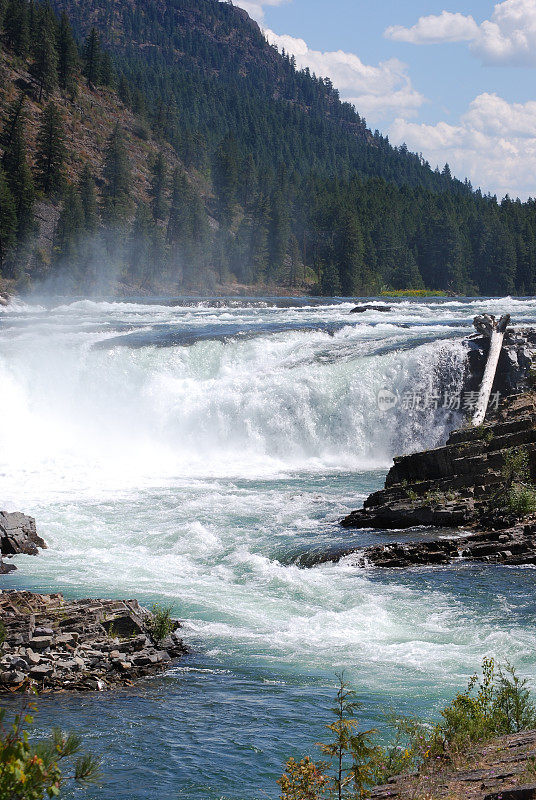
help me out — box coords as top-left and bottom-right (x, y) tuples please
(0, 512), (46, 573)
(350, 304), (392, 313)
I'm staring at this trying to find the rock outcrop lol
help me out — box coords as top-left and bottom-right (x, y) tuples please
(371, 729), (536, 800)
(0, 590), (187, 692)
(464, 326), (536, 398)
(316, 522), (536, 569)
(0, 511), (46, 572)
(341, 392), (536, 532)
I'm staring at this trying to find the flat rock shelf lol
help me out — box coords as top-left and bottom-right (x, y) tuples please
(0, 590), (187, 692)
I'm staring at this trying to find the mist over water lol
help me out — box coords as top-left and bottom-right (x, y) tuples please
(2, 296), (536, 800)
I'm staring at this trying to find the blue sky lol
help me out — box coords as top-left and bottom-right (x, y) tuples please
(232, 0), (536, 199)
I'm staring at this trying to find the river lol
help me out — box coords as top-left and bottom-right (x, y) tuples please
(1, 295), (536, 799)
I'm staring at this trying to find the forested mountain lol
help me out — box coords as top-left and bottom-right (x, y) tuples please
(0, 0), (535, 296)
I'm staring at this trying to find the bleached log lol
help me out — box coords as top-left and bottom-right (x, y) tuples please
(471, 313), (510, 426)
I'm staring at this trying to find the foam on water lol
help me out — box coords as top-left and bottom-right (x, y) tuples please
(2, 296), (536, 799)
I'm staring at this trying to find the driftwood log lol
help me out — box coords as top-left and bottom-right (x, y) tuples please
(471, 313), (510, 426)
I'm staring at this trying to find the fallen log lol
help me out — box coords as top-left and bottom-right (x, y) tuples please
(472, 313), (510, 426)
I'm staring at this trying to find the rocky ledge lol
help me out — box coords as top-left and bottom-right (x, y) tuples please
(332, 386), (536, 569)
(371, 729), (536, 800)
(320, 522), (536, 569)
(342, 391), (536, 533)
(0, 511), (46, 573)
(0, 590), (187, 692)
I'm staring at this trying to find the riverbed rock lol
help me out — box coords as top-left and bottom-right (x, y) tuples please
(0, 511), (46, 572)
(317, 522), (536, 569)
(0, 590), (187, 693)
(350, 304), (392, 313)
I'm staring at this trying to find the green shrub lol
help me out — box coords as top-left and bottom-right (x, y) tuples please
(147, 603), (175, 644)
(503, 448), (531, 486)
(506, 485), (536, 516)
(427, 658), (536, 757)
(0, 701), (100, 799)
(278, 660), (536, 799)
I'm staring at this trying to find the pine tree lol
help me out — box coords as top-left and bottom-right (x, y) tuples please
(268, 189), (290, 279)
(1, 96), (34, 237)
(149, 151), (167, 222)
(100, 51), (114, 87)
(3, 0), (29, 58)
(0, 166), (17, 270)
(127, 201), (154, 282)
(53, 184), (84, 264)
(117, 73), (131, 106)
(30, 5), (58, 102)
(35, 102), (66, 194)
(213, 133), (239, 225)
(288, 233), (302, 286)
(56, 11), (78, 93)
(83, 27), (101, 88)
(101, 123), (131, 223)
(320, 260), (341, 296)
(318, 676), (377, 800)
(78, 163), (98, 232)
(336, 211), (365, 296)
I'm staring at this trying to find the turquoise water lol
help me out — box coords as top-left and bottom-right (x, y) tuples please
(1, 296), (536, 798)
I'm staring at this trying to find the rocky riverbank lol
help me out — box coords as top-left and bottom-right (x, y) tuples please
(0, 590), (186, 692)
(331, 320), (536, 570)
(371, 729), (536, 799)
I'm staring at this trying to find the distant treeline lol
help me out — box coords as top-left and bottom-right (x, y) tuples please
(0, 0), (535, 295)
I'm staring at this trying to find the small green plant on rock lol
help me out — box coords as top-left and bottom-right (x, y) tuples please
(489, 447), (536, 519)
(506, 485), (536, 516)
(147, 603), (175, 645)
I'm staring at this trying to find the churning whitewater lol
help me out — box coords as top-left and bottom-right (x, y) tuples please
(2, 296), (536, 800)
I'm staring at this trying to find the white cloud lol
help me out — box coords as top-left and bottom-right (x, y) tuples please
(265, 30), (425, 121)
(231, 0), (288, 24)
(385, 0), (536, 66)
(385, 11), (479, 45)
(389, 93), (536, 199)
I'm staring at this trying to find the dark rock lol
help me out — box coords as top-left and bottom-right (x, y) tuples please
(350, 304), (391, 313)
(464, 327), (536, 398)
(0, 511), (46, 570)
